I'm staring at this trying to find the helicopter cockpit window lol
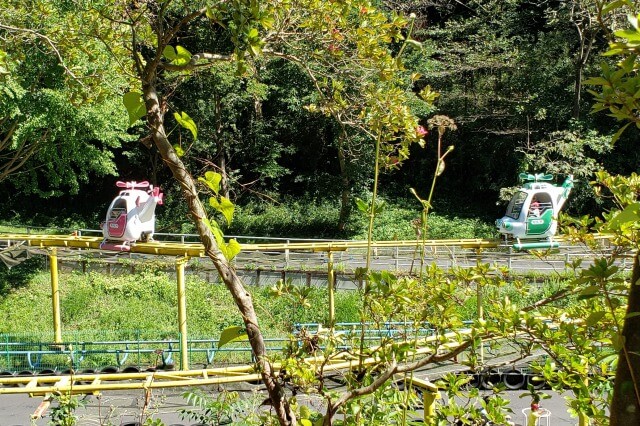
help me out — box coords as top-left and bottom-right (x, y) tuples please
(505, 191), (527, 220)
(109, 199), (127, 219)
(530, 193), (553, 216)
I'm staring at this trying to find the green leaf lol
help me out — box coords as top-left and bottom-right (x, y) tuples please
(173, 144), (185, 157)
(249, 42), (263, 57)
(199, 171), (222, 195)
(301, 420), (312, 426)
(355, 198), (369, 214)
(172, 45), (193, 66)
(260, 16), (275, 29)
(606, 202), (640, 229)
(225, 238), (241, 261)
(373, 200), (386, 214)
(577, 285), (600, 300)
(174, 111), (198, 140)
(586, 311), (606, 327)
(218, 326), (248, 348)
(247, 28), (259, 39)
(218, 196), (235, 225)
(162, 45), (177, 61)
(614, 29), (640, 41)
(209, 196), (235, 225)
(123, 91), (146, 126)
(207, 218), (224, 247)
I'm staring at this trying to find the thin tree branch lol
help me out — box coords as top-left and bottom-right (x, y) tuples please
(0, 23), (84, 86)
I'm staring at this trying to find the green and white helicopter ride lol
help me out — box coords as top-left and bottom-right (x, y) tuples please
(496, 173), (574, 251)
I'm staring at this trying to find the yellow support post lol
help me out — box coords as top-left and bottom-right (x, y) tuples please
(49, 248), (62, 344)
(405, 377), (440, 424)
(327, 251), (335, 328)
(176, 257), (189, 370)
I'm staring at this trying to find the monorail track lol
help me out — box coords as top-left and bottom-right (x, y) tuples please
(0, 231), (621, 411)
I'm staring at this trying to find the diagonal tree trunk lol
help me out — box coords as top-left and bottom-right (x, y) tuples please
(141, 76), (296, 426)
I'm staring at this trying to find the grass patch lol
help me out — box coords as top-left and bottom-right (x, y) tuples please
(0, 269), (362, 338)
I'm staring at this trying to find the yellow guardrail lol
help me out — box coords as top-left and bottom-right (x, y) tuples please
(0, 328), (473, 396)
(0, 233), (504, 257)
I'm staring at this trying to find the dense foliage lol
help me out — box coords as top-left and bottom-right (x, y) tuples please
(1, 0), (637, 232)
(2, 1), (640, 425)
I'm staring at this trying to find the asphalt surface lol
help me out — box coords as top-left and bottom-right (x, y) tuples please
(0, 386), (586, 425)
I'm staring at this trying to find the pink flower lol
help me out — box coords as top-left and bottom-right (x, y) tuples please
(416, 125), (428, 138)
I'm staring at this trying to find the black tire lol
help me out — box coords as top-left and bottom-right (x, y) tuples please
(480, 369), (502, 390)
(527, 373), (546, 390)
(502, 368), (526, 390)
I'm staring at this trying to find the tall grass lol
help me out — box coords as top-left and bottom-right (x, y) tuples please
(0, 265), (567, 341)
(0, 269), (362, 339)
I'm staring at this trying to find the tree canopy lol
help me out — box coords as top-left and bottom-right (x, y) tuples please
(2, 1), (640, 425)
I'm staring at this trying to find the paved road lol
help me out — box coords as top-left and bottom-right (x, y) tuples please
(0, 386), (585, 425)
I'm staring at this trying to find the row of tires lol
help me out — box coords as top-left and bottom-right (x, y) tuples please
(465, 368), (546, 390)
(1, 366), (544, 391)
(0, 364), (176, 382)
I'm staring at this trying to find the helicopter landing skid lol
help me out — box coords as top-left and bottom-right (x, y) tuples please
(513, 238), (559, 251)
(99, 239), (132, 252)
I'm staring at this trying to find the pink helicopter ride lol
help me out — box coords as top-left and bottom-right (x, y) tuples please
(100, 180), (164, 251)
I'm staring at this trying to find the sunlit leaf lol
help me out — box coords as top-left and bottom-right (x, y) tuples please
(225, 238), (241, 260)
(162, 45), (177, 61)
(218, 326), (248, 348)
(123, 91), (146, 126)
(606, 202), (640, 230)
(199, 171), (222, 195)
(218, 196), (235, 225)
(173, 144), (184, 157)
(173, 45), (193, 66)
(174, 111), (198, 140)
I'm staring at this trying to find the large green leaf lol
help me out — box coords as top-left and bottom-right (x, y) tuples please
(123, 91), (146, 126)
(225, 238), (241, 261)
(198, 171), (222, 195)
(218, 196), (235, 225)
(174, 111), (198, 140)
(163, 45), (192, 66)
(162, 45), (177, 61)
(218, 326), (248, 348)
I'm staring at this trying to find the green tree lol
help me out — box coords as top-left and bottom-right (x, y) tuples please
(394, 0), (618, 215)
(0, 2), (134, 196)
(581, 2), (640, 424)
(111, 1), (431, 424)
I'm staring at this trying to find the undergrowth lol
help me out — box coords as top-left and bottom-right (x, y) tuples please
(0, 266), (565, 340)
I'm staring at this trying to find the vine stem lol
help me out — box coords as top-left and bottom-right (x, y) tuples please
(365, 134), (382, 272)
(359, 134), (382, 372)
